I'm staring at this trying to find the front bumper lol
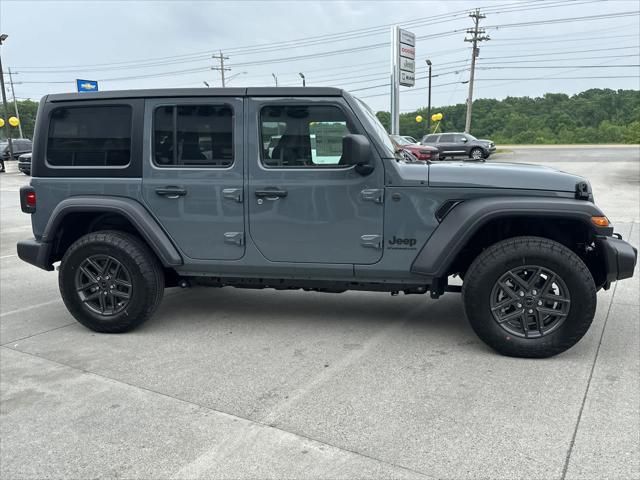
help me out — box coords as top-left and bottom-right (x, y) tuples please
(17, 238), (54, 271)
(597, 235), (637, 283)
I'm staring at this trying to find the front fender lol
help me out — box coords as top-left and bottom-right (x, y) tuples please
(411, 196), (611, 277)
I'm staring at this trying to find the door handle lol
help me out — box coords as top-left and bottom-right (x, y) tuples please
(155, 186), (187, 199)
(255, 189), (287, 200)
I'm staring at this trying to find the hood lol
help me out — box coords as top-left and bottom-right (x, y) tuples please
(428, 161), (586, 192)
(406, 144), (437, 152)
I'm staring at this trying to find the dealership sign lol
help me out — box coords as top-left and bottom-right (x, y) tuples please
(390, 26), (416, 134)
(76, 79), (99, 92)
(398, 28), (415, 87)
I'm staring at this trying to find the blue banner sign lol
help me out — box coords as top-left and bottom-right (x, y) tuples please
(76, 79), (99, 92)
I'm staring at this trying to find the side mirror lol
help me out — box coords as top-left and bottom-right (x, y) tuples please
(342, 134), (374, 175)
(461, 137), (468, 143)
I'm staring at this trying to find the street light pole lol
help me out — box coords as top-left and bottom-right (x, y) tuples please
(426, 59), (432, 132)
(299, 72), (306, 87)
(0, 33), (14, 169)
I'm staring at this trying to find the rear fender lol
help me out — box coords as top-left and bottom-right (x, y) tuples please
(42, 196), (182, 267)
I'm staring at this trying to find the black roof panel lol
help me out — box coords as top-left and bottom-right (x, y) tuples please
(46, 87), (345, 102)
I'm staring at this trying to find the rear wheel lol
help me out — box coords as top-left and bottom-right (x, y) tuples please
(462, 236), (596, 358)
(59, 230), (164, 333)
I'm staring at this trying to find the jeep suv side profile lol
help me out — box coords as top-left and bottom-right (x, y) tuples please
(17, 88), (636, 358)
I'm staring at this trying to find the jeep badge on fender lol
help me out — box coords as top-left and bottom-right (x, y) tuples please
(16, 87), (637, 358)
(388, 236), (417, 248)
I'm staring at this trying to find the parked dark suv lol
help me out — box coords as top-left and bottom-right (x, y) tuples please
(421, 133), (495, 160)
(16, 87), (637, 358)
(1, 138), (33, 160)
(18, 152), (32, 175)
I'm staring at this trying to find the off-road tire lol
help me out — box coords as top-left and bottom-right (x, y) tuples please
(462, 236), (597, 358)
(59, 230), (164, 333)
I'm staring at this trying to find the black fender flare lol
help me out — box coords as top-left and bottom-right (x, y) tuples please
(411, 196), (610, 277)
(42, 196), (183, 267)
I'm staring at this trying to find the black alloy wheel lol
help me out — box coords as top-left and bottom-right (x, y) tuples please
(74, 254), (132, 316)
(489, 265), (571, 339)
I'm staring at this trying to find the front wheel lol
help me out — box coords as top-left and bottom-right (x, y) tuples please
(462, 236), (597, 358)
(469, 148), (485, 161)
(59, 230), (164, 333)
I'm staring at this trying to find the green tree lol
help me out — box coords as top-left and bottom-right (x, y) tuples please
(374, 89), (640, 144)
(1, 99), (38, 140)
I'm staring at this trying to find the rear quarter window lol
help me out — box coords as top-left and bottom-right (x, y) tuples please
(47, 105), (132, 167)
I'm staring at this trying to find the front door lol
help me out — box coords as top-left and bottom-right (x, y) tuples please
(247, 99), (384, 264)
(142, 97), (245, 261)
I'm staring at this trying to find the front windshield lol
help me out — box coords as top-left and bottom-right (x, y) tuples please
(354, 97), (395, 157)
(466, 134), (477, 141)
(391, 135), (411, 146)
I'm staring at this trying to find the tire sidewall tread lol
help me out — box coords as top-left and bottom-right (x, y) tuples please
(59, 230), (164, 333)
(462, 236), (597, 358)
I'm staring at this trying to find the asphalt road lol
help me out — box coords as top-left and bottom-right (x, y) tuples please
(1, 146), (638, 479)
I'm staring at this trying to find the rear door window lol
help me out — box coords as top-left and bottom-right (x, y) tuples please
(47, 105), (132, 167)
(153, 104), (233, 168)
(423, 134), (439, 143)
(439, 134), (455, 143)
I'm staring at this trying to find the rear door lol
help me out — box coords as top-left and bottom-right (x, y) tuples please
(142, 97), (245, 260)
(437, 133), (457, 156)
(452, 133), (470, 156)
(246, 98), (385, 264)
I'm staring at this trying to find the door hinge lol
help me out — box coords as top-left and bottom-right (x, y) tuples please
(361, 234), (382, 249)
(223, 188), (243, 203)
(361, 188), (384, 204)
(224, 232), (244, 246)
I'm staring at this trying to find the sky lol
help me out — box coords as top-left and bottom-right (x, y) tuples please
(1, 0), (639, 112)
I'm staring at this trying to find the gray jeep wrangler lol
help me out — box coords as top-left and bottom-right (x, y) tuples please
(17, 87), (636, 358)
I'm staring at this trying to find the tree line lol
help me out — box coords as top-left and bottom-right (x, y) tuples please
(1, 89), (638, 144)
(376, 88), (639, 144)
(1, 99), (38, 141)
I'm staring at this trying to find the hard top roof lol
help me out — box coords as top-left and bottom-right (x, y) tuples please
(46, 87), (347, 102)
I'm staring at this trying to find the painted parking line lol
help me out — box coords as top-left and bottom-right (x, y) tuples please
(0, 254), (18, 259)
(0, 299), (62, 318)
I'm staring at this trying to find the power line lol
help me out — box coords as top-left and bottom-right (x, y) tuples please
(478, 65), (640, 69)
(476, 75), (639, 80)
(485, 10), (639, 29)
(490, 32), (639, 46)
(10, 0), (618, 74)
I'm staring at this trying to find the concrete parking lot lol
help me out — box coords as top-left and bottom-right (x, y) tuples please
(1, 146), (638, 479)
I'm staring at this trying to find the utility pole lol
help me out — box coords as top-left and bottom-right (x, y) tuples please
(211, 50), (230, 87)
(8, 68), (23, 138)
(464, 9), (490, 133)
(426, 59), (432, 132)
(0, 33), (14, 166)
(271, 73), (278, 86)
